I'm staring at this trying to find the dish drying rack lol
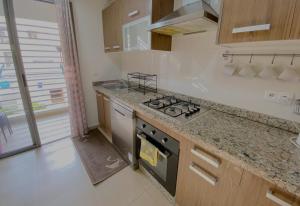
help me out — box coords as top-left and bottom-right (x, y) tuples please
(127, 72), (157, 94)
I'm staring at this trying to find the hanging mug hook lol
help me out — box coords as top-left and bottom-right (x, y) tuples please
(271, 54), (276, 65)
(290, 54), (295, 66)
(249, 54), (253, 64)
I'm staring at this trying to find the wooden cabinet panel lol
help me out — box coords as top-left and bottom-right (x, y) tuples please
(103, 95), (112, 140)
(233, 171), (297, 206)
(102, 4), (113, 52)
(96, 92), (112, 142)
(111, 0), (123, 51)
(122, 0), (151, 24)
(218, 0), (296, 44)
(96, 93), (106, 129)
(176, 140), (243, 206)
(102, 1), (122, 52)
(290, 0), (300, 39)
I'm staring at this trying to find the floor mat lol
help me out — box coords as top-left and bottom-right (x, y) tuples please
(72, 129), (128, 185)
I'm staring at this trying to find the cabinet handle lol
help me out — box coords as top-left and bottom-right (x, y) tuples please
(191, 148), (221, 168)
(112, 45), (120, 49)
(232, 24), (271, 34)
(189, 163), (217, 186)
(266, 190), (292, 206)
(104, 47), (111, 50)
(128, 10), (139, 17)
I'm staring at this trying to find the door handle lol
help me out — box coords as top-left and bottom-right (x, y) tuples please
(114, 108), (125, 117)
(136, 133), (169, 159)
(191, 148), (221, 168)
(266, 190), (292, 206)
(189, 163), (217, 186)
(128, 10), (139, 17)
(232, 24), (271, 34)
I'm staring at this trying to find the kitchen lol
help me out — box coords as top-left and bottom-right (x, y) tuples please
(0, 0), (299, 206)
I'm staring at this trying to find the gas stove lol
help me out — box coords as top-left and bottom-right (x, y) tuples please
(143, 96), (209, 121)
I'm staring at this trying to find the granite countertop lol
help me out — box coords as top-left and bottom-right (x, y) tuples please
(93, 85), (300, 198)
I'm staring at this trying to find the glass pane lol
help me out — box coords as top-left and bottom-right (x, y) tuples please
(13, 0), (71, 144)
(0, 0), (34, 155)
(123, 16), (150, 51)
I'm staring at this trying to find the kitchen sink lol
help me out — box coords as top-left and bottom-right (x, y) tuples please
(99, 80), (128, 90)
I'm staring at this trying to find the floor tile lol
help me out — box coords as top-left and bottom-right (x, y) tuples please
(0, 138), (172, 206)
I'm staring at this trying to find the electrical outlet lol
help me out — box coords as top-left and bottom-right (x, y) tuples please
(277, 92), (294, 105)
(264, 90), (278, 102)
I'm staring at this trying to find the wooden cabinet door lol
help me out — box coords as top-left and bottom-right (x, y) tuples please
(111, 0), (123, 52)
(233, 171), (297, 206)
(102, 4), (113, 52)
(290, 0), (300, 39)
(176, 140), (243, 206)
(103, 95), (112, 140)
(102, 1), (122, 52)
(218, 0), (296, 44)
(96, 93), (106, 130)
(122, 0), (151, 24)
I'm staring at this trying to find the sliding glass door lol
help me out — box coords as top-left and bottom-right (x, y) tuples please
(12, 0), (71, 144)
(0, 0), (40, 157)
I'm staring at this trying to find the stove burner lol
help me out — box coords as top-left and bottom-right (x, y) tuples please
(143, 95), (206, 120)
(151, 100), (160, 105)
(164, 107), (182, 117)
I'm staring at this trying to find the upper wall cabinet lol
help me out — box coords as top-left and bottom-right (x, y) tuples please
(102, 0), (174, 53)
(218, 0), (297, 44)
(290, 0), (300, 39)
(102, 0), (123, 53)
(122, 0), (151, 24)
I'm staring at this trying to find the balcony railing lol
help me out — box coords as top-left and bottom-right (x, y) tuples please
(0, 16), (68, 118)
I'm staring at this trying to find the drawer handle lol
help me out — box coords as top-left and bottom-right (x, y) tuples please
(112, 45), (120, 49)
(191, 148), (221, 168)
(232, 24), (271, 34)
(266, 190), (292, 206)
(128, 10), (139, 17)
(104, 47), (111, 50)
(189, 163), (217, 186)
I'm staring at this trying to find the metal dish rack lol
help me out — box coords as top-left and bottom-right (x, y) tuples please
(127, 72), (157, 94)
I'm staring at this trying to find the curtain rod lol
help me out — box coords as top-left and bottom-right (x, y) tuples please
(222, 53), (300, 58)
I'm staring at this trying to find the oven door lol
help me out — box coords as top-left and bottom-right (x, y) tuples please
(135, 131), (178, 196)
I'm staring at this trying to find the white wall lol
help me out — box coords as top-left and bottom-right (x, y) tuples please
(121, 31), (300, 123)
(13, 0), (56, 22)
(72, 0), (121, 127)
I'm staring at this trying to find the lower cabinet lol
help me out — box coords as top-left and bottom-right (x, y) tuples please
(234, 171), (298, 206)
(176, 139), (299, 206)
(96, 92), (112, 142)
(176, 140), (243, 206)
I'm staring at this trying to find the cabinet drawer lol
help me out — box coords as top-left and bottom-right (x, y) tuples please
(190, 144), (221, 172)
(176, 139), (243, 206)
(122, 0), (151, 24)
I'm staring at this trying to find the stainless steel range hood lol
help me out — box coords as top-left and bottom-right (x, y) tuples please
(148, 0), (219, 36)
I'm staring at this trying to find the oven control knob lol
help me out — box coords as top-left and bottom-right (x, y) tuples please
(142, 124), (146, 128)
(162, 138), (168, 144)
(150, 130), (156, 135)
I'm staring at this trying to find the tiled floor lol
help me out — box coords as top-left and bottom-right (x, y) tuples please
(0, 138), (173, 206)
(0, 111), (71, 154)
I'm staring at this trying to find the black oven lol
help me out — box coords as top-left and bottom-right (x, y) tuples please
(135, 118), (179, 196)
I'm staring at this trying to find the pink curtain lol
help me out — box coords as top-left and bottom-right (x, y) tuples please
(55, 0), (88, 137)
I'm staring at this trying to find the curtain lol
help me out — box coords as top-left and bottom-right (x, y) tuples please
(55, 0), (88, 137)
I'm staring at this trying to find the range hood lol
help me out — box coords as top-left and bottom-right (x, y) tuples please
(148, 0), (219, 36)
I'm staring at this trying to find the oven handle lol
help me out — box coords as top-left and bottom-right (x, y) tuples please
(137, 133), (170, 159)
